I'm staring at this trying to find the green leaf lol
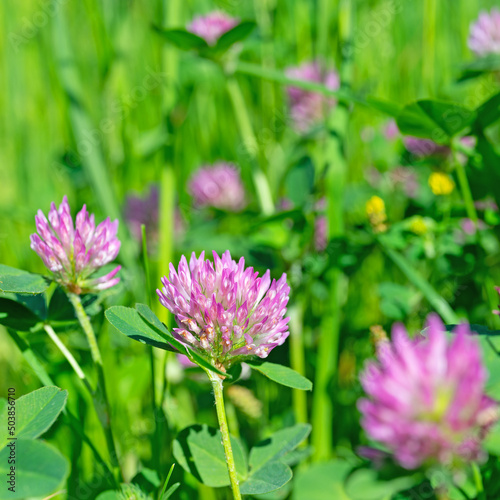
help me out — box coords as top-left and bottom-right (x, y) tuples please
(0, 265), (49, 295)
(173, 424), (247, 487)
(0, 439), (69, 499)
(134, 303), (230, 378)
(160, 483), (180, 499)
(106, 306), (228, 377)
(285, 160), (315, 206)
(246, 361), (312, 390)
(365, 96), (401, 117)
(0, 298), (42, 331)
(474, 91), (500, 130)
(458, 54), (500, 82)
(240, 424), (311, 495)
(293, 460), (352, 500)
(344, 469), (420, 500)
(214, 21), (256, 52)
(95, 492), (121, 500)
(241, 461), (292, 496)
(0, 386), (67, 447)
(160, 464), (180, 500)
(105, 305), (178, 352)
(248, 424), (311, 469)
(447, 323), (500, 336)
(396, 100), (475, 142)
(153, 27), (209, 51)
(131, 467), (161, 493)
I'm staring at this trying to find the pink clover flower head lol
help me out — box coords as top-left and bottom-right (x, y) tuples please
(285, 62), (340, 132)
(358, 314), (498, 469)
(189, 162), (246, 211)
(468, 9), (500, 56)
(30, 196), (121, 294)
(157, 250), (290, 369)
(188, 11), (238, 46)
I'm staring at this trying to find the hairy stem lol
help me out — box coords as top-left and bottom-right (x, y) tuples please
(208, 371), (242, 500)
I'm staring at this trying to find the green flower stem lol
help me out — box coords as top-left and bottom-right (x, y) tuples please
(68, 292), (122, 481)
(317, 0), (330, 61)
(226, 76), (274, 216)
(43, 324), (93, 394)
(472, 463), (485, 500)
(254, 0), (276, 125)
(69, 293), (102, 364)
(453, 151), (478, 223)
(289, 302), (308, 426)
(295, 1), (312, 61)
(207, 370), (242, 500)
(452, 147), (500, 327)
(142, 224), (162, 476)
(423, 0), (437, 95)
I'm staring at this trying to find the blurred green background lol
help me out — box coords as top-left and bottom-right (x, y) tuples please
(2, 0), (500, 498)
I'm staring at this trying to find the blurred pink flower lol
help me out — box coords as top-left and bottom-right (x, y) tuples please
(124, 185), (184, 248)
(285, 62), (340, 132)
(31, 196), (121, 294)
(188, 11), (238, 45)
(189, 162), (246, 211)
(460, 218), (487, 236)
(359, 314), (497, 469)
(404, 137), (450, 158)
(125, 185), (159, 243)
(404, 136), (475, 160)
(157, 251), (290, 367)
(277, 197), (294, 211)
(384, 120), (399, 141)
(475, 199), (498, 212)
(468, 9), (500, 56)
(314, 216), (328, 252)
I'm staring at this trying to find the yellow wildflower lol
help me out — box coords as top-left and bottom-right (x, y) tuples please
(409, 216), (428, 235)
(428, 172), (454, 196)
(366, 196), (387, 232)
